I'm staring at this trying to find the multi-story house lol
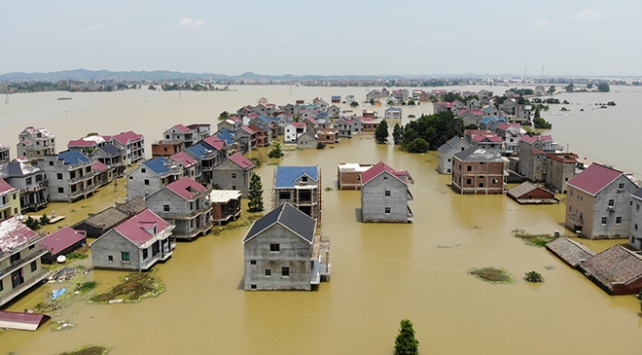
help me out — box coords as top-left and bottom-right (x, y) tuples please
(108, 131), (145, 165)
(91, 209), (176, 271)
(146, 177), (212, 241)
(437, 137), (473, 174)
(0, 217), (49, 307)
(211, 153), (255, 197)
(273, 166), (321, 221)
(296, 131), (318, 149)
(16, 127), (56, 160)
(464, 130), (503, 151)
(67, 134), (108, 153)
(0, 178), (20, 221)
(185, 136), (226, 184)
(38, 150), (97, 202)
(451, 147), (505, 195)
(162, 124), (198, 149)
(337, 163), (375, 190)
(235, 126), (257, 152)
(385, 107), (402, 119)
(392, 89), (409, 102)
(544, 153), (579, 193)
(316, 129), (339, 145)
(0, 161), (48, 213)
(565, 163), (640, 239)
(360, 161), (414, 223)
(126, 157), (183, 200)
(242, 203), (330, 291)
(171, 152), (201, 181)
(0, 145), (9, 164)
(187, 123), (211, 141)
(285, 122), (306, 143)
(332, 118), (354, 138)
(210, 190), (241, 226)
(90, 144), (127, 177)
(518, 135), (562, 182)
(495, 123), (524, 155)
(630, 189), (642, 250)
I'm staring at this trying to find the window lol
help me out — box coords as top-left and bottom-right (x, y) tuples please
(26, 177), (32, 185)
(569, 205), (572, 212)
(30, 260), (37, 272)
(635, 224), (639, 231)
(601, 217), (607, 225)
(466, 179), (472, 185)
(265, 269), (271, 276)
(250, 260), (256, 265)
(58, 187), (64, 193)
(164, 205), (170, 212)
(619, 183), (624, 189)
(385, 190), (391, 197)
(121, 252), (130, 262)
(143, 249), (148, 259)
(570, 190), (573, 196)
(108, 255), (113, 262)
(57, 173), (63, 180)
(608, 199), (614, 207)
(144, 179), (149, 185)
(29, 244), (35, 250)
(232, 173), (237, 179)
(49, 161), (54, 166)
(141, 168), (146, 173)
(251, 284), (257, 289)
(466, 165), (472, 171)
(447, 158), (451, 162)
(270, 243), (280, 252)
(385, 207), (391, 214)
(478, 183), (484, 187)
(637, 204), (640, 212)
(383, 176), (387, 180)
(281, 267), (290, 276)
(616, 217), (622, 224)
(0, 279), (3, 292)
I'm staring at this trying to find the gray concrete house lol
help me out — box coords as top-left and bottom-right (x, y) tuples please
(211, 153), (254, 197)
(518, 135), (562, 182)
(107, 131), (145, 165)
(296, 131), (318, 149)
(545, 152), (578, 193)
(385, 107), (402, 119)
(242, 203), (330, 291)
(630, 188), (642, 250)
(0, 145), (10, 164)
(91, 209), (175, 271)
(72, 197), (146, 238)
(0, 161), (48, 213)
(146, 176), (213, 241)
(361, 161), (414, 223)
(274, 166), (321, 221)
(16, 127), (56, 161)
(126, 157), (183, 201)
(437, 137), (472, 174)
(37, 150), (97, 202)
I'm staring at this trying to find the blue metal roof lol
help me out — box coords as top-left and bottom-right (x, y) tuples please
(99, 144), (121, 156)
(215, 129), (235, 146)
(275, 166), (318, 188)
(186, 142), (214, 159)
(143, 157), (171, 175)
(58, 150), (90, 166)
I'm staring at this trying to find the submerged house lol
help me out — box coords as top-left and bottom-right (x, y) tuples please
(507, 182), (558, 204)
(91, 209), (175, 271)
(72, 197), (146, 238)
(337, 163), (375, 190)
(37, 150), (97, 202)
(437, 136), (472, 175)
(273, 166), (321, 221)
(0, 217), (49, 307)
(242, 203), (330, 291)
(126, 157), (183, 200)
(578, 245), (642, 295)
(451, 147), (505, 195)
(0, 161), (48, 213)
(40, 227), (87, 264)
(210, 190), (241, 226)
(211, 153), (255, 197)
(360, 161), (414, 223)
(16, 127), (55, 161)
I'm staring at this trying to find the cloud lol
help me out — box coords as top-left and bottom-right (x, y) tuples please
(179, 18), (206, 29)
(275, 35), (296, 45)
(574, 9), (603, 19)
(88, 24), (105, 32)
(533, 19), (549, 27)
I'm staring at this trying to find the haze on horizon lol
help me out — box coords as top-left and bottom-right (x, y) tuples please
(2, 0), (641, 77)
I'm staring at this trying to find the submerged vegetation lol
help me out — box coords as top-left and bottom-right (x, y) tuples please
(512, 228), (558, 247)
(468, 267), (515, 284)
(525, 271), (544, 283)
(90, 272), (164, 303)
(57, 345), (111, 355)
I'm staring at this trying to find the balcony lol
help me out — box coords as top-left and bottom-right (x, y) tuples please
(567, 212), (583, 226)
(0, 270), (50, 307)
(407, 189), (414, 202)
(159, 206), (212, 220)
(0, 246), (48, 277)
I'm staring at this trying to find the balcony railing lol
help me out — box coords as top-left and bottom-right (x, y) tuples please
(0, 270), (50, 306)
(0, 246), (48, 277)
(159, 206), (212, 220)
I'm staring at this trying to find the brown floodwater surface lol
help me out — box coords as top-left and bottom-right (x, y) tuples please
(1, 87), (641, 354)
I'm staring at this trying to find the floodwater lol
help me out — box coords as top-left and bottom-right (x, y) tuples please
(1, 86), (641, 354)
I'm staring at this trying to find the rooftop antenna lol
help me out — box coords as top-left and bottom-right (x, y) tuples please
(523, 66), (527, 82)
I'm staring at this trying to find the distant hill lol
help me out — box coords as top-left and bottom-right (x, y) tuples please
(0, 69), (520, 82)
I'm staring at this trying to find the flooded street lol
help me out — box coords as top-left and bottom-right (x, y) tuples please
(1, 87), (641, 354)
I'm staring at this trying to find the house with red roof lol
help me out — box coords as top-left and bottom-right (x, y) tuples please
(40, 227), (87, 263)
(0, 217), (49, 306)
(162, 124), (198, 149)
(464, 130), (503, 151)
(285, 122), (307, 143)
(235, 126), (258, 152)
(16, 127), (55, 161)
(565, 163), (640, 239)
(170, 152), (201, 181)
(360, 161), (414, 223)
(518, 135), (562, 182)
(91, 209), (175, 270)
(146, 177), (212, 240)
(108, 131), (145, 165)
(212, 153), (255, 197)
(92, 160), (113, 188)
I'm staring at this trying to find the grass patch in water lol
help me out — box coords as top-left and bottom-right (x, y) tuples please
(57, 345), (110, 355)
(89, 271), (164, 303)
(211, 214), (262, 236)
(468, 267), (515, 284)
(512, 228), (558, 247)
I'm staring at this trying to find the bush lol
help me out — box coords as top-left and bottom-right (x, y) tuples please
(533, 117), (552, 129)
(405, 138), (429, 153)
(268, 145), (284, 158)
(394, 319), (419, 355)
(525, 271), (544, 283)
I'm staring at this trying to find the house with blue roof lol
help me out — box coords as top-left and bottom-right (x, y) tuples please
(126, 157), (183, 201)
(273, 166), (321, 221)
(37, 150), (97, 202)
(90, 143), (127, 176)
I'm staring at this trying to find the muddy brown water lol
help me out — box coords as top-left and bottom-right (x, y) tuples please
(1, 87), (641, 354)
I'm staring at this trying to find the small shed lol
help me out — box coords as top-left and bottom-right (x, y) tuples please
(546, 237), (595, 268)
(507, 182), (558, 204)
(40, 227), (87, 264)
(0, 311), (50, 331)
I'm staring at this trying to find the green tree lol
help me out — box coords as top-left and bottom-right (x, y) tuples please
(218, 111), (230, 120)
(401, 111), (463, 151)
(375, 119), (389, 144)
(148, 84), (156, 90)
(407, 99), (415, 106)
(533, 117), (552, 129)
(25, 216), (41, 231)
(392, 123), (403, 145)
(40, 213), (50, 225)
(394, 319), (419, 355)
(247, 173), (264, 213)
(350, 101), (359, 107)
(405, 138), (429, 153)
(268, 143), (284, 158)
(547, 86), (556, 94)
(597, 82), (610, 92)
(534, 107), (541, 120)
(565, 83), (575, 93)
(586, 82), (594, 89)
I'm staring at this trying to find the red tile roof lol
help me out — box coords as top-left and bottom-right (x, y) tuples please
(0, 217), (39, 253)
(240, 126), (256, 134)
(567, 163), (625, 196)
(112, 131), (143, 145)
(202, 136), (225, 151)
(67, 139), (96, 147)
(170, 152), (197, 168)
(166, 176), (207, 199)
(41, 227), (86, 255)
(0, 178), (15, 195)
(92, 161), (109, 172)
(520, 135), (553, 144)
(114, 209), (170, 246)
(228, 153), (254, 170)
(361, 161), (410, 185)
(173, 124), (190, 133)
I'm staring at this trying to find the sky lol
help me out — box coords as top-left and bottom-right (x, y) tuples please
(1, 0), (641, 76)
